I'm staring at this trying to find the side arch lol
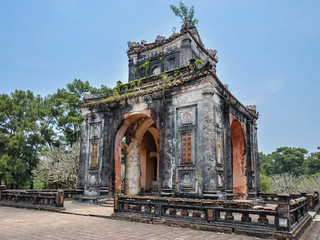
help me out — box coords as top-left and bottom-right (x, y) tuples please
(230, 120), (247, 200)
(114, 112), (151, 194)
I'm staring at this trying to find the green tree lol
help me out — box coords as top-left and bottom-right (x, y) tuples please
(303, 147), (320, 175)
(170, 1), (199, 26)
(90, 84), (112, 97)
(259, 152), (275, 175)
(51, 79), (91, 147)
(0, 80), (111, 189)
(51, 79), (112, 147)
(271, 147), (308, 176)
(0, 90), (46, 188)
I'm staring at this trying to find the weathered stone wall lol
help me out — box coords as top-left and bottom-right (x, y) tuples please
(128, 30), (216, 82)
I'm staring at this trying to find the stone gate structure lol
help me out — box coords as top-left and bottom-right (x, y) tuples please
(77, 24), (260, 201)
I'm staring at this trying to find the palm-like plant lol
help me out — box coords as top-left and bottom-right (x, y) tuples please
(170, 1), (199, 26)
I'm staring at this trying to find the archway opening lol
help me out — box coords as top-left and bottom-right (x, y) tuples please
(231, 120), (247, 200)
(140, 131), (158, 193)
(114, 113), (159, 196)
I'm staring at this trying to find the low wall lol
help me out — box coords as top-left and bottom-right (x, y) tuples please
(0, 189), (64, 209)
(112, 193), (318, 239)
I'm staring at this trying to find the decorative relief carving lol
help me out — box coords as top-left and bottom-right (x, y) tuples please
(173, 91), (200, 105)
(89, 174), (97, 186)
(178, 108), (195, 127)
(178, 171), (195, 189)
(90, 123), (101, 139)
(215, 107), (222, 127)
(181, 111), (193, 125)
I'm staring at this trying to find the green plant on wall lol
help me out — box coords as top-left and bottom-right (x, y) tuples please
(138, 78), (143, 89)
(129, 80), (138, 92)
(159, 56), (164, 64)
(195, 59), (203, 68)
(123, 84), (128, 94)
(113, 88), (119, 97)
(140, 61), (150, 77)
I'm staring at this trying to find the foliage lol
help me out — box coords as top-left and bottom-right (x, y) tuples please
(0, 80), (110, 189)
(51, 79), (91, 147)
(0, 90), (48, 188)
(259, 171), (272, 193)
(170, 1), (199, 26)
(259, 147), (320, 193)
(303, 147), (320, 175)
(259, 147), (308, 176)
(140, 61), (150, 76)
(269, 173), (303, 194)
(194, 59), (203, 68)
(129, 79), (138, 92)
(32, 142), (80, 189)
(266, 173), (320, 194)
(90, 84), (112, 97)
(50, 79), (112, 147)
(259, 152), (275, 176)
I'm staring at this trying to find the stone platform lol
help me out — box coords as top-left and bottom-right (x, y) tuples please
(1, 200), (319, 239)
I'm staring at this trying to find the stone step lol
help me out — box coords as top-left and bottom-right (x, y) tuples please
(72, 195), (113, 205)
(100, 203), (114, 207)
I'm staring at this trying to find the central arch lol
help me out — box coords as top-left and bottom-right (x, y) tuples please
(230, 120), (247, 200)
(114, 111), (159, 196)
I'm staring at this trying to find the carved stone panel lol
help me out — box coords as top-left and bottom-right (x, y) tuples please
(178, 170), (195, 190)
(178, 107), (196, 127)
(89, 172), (99, 186)
(90, 122), (101, 139)
(215, 106), (222, 127)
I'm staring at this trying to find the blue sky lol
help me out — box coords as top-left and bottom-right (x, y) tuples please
(1, 0), (319, 154)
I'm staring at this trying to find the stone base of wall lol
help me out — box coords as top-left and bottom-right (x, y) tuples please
(0, 201), (65, 211)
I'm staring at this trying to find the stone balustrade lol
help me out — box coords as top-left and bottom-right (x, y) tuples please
(0, 189), (64, 209)
(113, 193), (317, 239)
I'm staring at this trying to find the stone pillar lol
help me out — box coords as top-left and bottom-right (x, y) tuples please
(201, 87), (217, 193)
(77, 115), (88, 189)
(124, 140), (141, 196)
(224, 102), (233, 193)
(161, 98), (174, 196)
(253, 120), (260, 191)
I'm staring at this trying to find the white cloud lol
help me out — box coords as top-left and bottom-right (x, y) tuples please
(244, 78), (285, 105)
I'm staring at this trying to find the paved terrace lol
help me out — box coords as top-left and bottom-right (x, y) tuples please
(0, 201), (319, 240)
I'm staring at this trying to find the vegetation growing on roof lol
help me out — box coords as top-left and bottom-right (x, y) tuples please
(170, 1), (199, 26)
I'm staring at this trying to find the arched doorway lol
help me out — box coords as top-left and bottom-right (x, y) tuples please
(114, 113), (159, 196)
(230, 120), (247, 200)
